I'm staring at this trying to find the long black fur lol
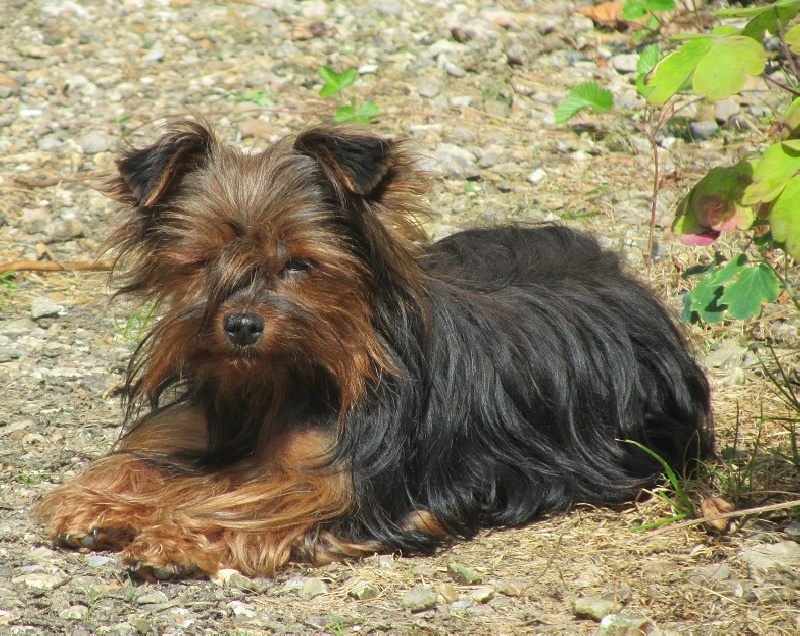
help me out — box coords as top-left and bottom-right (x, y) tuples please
(330, 225), (713, 551)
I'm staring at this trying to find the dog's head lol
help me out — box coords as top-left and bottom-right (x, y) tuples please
(102, 119), (430, 413)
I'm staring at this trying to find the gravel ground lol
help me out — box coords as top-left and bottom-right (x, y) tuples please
(1, 1), (799, 634)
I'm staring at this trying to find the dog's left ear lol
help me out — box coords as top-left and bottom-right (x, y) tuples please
(294, 127), (396, 198)
(103, 121), (214, 208)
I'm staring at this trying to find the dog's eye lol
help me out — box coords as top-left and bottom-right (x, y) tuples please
(280, 257), (314, 277)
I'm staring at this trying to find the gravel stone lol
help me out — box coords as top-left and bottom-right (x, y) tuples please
(402, 585), (438, 611)
(78, 132), (110, 154)
(300, 577), (328, 599)
(447, 563), (483, 585)
(434, 144), (480, 180)
(689, 120), (719, 140)
(573, 596), (621, 621)
(30, 297), (63, 320)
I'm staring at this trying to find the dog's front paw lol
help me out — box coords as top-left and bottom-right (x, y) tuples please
(56, 526), (134, 552)
(121, 533), (222, 580)
(126, 560), (202, 581)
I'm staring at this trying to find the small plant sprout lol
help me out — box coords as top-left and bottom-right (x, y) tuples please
(318, 66), (380, 125)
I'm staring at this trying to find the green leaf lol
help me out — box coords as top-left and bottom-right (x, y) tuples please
(623, 1), (647, 20)
(645, 37), (712, 107)
(742, 141), (800, 205)
(334, 101), (381, 124)
(719, 263), (780, 320)
(686, 255), (749, 324)
(554, 82), (613, 125)
(689, 274), (727, 323)
(643, 0), (675, 11)
(692, 36), (766, 101)
(318, 66), (357, 97)
(769, 173), (800, 258)
(637, 44), (661, 75)
(786, 24), (800, 54)
(726, 1), (800, 41)
(636, 45), (660, 97)
(777, 97), (800, 138)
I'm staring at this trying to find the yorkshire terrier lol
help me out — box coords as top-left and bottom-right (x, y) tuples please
(35, 120), (714, 579)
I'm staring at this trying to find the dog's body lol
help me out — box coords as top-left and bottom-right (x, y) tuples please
(35, 121), (713, 578)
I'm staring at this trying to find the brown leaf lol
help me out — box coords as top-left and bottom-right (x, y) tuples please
(701, 497), (734, 533)
(577, 2), (628, 30)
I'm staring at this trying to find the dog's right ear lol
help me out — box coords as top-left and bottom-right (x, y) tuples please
(103, 121), (214, 208)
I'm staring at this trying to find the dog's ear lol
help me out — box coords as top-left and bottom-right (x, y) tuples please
(294, 127), (396, 198)
(104, 121), (214, 208)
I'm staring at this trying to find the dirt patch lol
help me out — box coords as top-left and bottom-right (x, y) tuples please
(1, 0), (798, 633)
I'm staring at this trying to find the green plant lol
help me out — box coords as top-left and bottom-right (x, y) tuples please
(115, 301), (156, 347)
(0, 271), (16, 309)
(623, 0), (677, 42)
(231, 89), (276, 107)
(318, 66), (380, 124)
(625, 440), (700, 530)
(556, 0), (800, 323)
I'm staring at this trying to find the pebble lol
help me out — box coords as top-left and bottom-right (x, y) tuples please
(348, 580), (380, 600)
(78, 132), (110, 154)
(300, 576), (328, 599)
(418, 78), (443, 98)
(438, 582), (459, 603)
(227, 600), (256, 619)
(573, 596), (621, 621)
(689, 120), (719, 140)
(59, 605), (89, 620)
(137, 590), (169, 606)
(599, 613), (656, 634)
(611, 54), (639, 74)
(11, 573), (64, 592)
(447, 563), (482, 585)
(469, 586), (495, 603)
(402, 585), (438, 611)
(31, 297), (64, 321)
(434, 144), (480, 180)
(526, 168), (547, 184)
(739, 541), (800, 584)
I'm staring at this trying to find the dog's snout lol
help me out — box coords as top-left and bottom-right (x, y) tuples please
(223, 312), (265, 346)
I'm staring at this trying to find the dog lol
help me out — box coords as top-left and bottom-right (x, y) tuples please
(35, 120), (714, 579)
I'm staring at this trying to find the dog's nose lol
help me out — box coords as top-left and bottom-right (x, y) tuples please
(223, 312), (264, 346)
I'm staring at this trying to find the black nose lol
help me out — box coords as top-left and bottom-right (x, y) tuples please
(222, 312), (265, 346)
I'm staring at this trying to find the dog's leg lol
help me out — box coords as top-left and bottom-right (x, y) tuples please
(35, 415), (371, 578)
(117, 428), (371, 578)
(33, 406), (211, 557)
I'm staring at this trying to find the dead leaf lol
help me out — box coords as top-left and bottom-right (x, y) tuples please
(577, 2), (629, 30)
(701, 497), (734, 533)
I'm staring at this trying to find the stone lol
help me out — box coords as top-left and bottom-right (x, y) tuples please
(447, 563), (482, 585)
(348, 580), (380, 600)
(438, 582), (459, 603)
(527, 168), (547, 184)
(573, 597), (621, 621)
(470, 586), (495, 603)
(611, 54), (639, 74)
(11, 573), (63, 592)
(300, 577), (328, 599)
(598, 613), (656, 634)
(78, 132), (110, 154)
(434, 144), (480, 180)
(31, 297), (63, 321)
(402, 585), (438, 611)
(689, 120), (719, 141)
(739, 541), (800, 584)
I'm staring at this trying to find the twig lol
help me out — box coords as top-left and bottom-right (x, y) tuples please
(649, 499), (800, 536)
(0, 259), (114, 274)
